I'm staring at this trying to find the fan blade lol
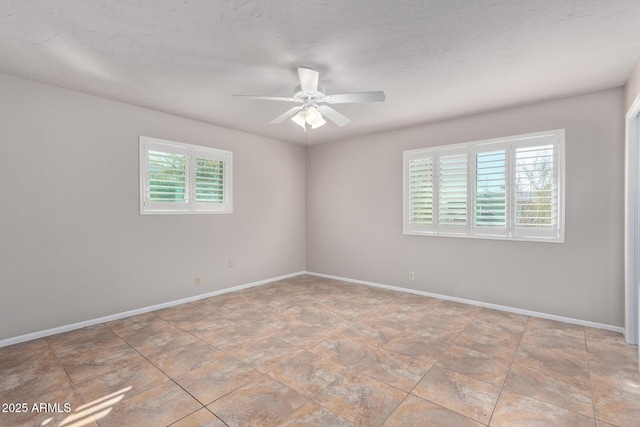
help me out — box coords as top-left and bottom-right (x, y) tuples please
(298, 68), (319, 94)
(234, 95), (295, 102)
(270, 106), (304, 124)
(317, 105), (352, 127)
(325, 91), (386, 104)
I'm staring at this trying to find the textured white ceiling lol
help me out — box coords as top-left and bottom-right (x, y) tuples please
(1, 1), (639, 145)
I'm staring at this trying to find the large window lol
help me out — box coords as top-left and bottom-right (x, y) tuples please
(139, 136), (232, 214)
(404, 129), (564, 242)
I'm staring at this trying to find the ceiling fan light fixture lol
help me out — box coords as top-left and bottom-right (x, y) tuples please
(305, 106), (320, 123)
(305, 106), (325, 128)
(291, 110), (306, 128)
(311, 115), (326, 129)
(291, 106), (326, 129)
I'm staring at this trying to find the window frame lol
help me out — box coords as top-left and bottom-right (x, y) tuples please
(403, 129), (565, 243)
(139, 136), (233, 215)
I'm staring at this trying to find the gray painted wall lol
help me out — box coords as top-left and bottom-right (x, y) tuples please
(306, 88), (625, 327)
(0, 73), (307, 340)
(0, 72), (628, 341)
(626, 56), (640, 110)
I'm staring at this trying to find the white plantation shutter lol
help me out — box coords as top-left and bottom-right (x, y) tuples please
(512, 135), (560, 240)
(474, 144), (508, 236)
(404, 150), (435, 233)
(403, 129), (564, 242)
(142, 141), (189, 212)
(438, 148), (469, 234)
(140, 137), (232, 214)
(195, 158), (224, 202)
(192, 148), (232, 212)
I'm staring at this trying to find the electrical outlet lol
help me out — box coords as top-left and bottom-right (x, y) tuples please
(409, 271), (415, 280)
(195, 276), (201, 286)
(227, 259), (234, 268)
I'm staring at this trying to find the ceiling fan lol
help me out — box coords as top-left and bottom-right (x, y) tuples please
(233, 67), (385, 130)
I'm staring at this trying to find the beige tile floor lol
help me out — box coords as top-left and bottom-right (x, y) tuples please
(1, 274), (639, 426)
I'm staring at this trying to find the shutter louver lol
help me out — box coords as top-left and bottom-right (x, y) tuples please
(515, 144), (555, 231)
(196, 158), (225, 203)
(148, 150), (187, 203)
(439, 152), (467, 227)
(476, 150), (507, 228)
(408, 157), (434, 226)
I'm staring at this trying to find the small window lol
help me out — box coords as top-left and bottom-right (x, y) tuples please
(139, 136), (232, 214)
(403, 129), (564, 242)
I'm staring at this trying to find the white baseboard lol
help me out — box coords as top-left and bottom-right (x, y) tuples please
(1, 270), (624, 348)
(0, 271), (306, 348)
(306, 271), (624, 334)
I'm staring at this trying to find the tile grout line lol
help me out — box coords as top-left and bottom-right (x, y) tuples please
(378, 392), (412, 426)
(398, 308), (472, 421)
(486, 314), (530, 425)
(584, 331), (601, 426)
(139, 290), (351, 424)
(101, 316), (237, 425)
(493, 319), (599, 424)
(102, 318), (210, 426)
(168, 378), (230, 427)
(103, 317), (182, 397)
(154, 297), (353, 425)
(375, 308), (490, 426)
(401, 365), (490, 427)
(254, 374), (314, 425)
(43, 337), (103, 427)
(379, 363), (432, 426)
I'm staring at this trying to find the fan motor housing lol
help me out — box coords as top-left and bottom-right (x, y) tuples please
(293, 85), (326, 104)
